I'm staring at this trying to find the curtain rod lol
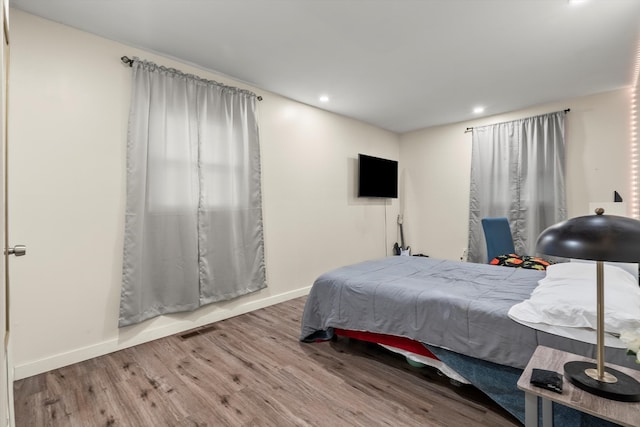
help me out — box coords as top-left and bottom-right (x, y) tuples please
(464, 108), (570, 133)
(120, 56), (263, 101)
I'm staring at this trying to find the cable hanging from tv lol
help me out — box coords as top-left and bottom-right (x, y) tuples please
(464, 108), (570, 133)
(119, 56), (263, 101)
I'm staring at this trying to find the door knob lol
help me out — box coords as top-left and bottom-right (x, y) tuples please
(6, 245), (26, 256)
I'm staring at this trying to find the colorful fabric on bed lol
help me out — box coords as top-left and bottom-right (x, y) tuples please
(489, 253), (552, 270)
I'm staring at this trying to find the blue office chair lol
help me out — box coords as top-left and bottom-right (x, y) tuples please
(481, 217), (516, 263)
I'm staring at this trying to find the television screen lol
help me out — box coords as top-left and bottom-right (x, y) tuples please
(357, 154), (398, 198)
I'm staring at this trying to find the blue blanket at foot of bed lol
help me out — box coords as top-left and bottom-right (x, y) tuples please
(426, 346), (620, 427)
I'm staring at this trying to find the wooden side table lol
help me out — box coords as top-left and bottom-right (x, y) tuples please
(517, 346), (640, 427)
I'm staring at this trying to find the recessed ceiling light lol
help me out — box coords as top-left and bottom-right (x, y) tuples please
(473, 106), (485, 114)
(319, 95), (330, 103)
(568, 0), (588, 5)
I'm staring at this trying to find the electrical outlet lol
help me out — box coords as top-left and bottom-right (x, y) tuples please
(460, 248), (468, 262)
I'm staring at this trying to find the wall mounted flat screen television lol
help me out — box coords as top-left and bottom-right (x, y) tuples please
(357, 154), (398, 198)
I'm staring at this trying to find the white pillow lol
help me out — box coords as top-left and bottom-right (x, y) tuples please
(508, 262), (640, 335)
(570, 258), (638, 283)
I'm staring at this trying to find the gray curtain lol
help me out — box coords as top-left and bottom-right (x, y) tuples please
(468, 111), (566, 263)
(119, 58), (266, 327)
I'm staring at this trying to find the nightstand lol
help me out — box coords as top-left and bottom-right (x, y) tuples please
(517, 346), (640, 427)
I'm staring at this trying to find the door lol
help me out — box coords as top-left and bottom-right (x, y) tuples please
(0, 1), (9, 425)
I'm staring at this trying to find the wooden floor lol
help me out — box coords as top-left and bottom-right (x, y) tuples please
(14, 297), (520, 426)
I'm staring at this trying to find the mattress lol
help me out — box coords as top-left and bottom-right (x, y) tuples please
(300, 256), (638, 370)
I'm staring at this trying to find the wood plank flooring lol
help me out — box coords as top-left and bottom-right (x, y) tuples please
(14, 296), (520, 426)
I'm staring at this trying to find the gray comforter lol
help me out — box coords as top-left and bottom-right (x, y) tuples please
(300, 256), (637, 370)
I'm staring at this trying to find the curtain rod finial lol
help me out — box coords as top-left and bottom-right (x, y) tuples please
(121, 56), (133, 67)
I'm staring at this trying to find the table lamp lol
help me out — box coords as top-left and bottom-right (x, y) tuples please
(536, 208), (640, 402)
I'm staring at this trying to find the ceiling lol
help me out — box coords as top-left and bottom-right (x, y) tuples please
(10, 0), (640, 133)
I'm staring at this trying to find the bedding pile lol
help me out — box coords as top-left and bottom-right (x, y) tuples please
(301, 256), (638, 370)
(301, 256), (545, 368)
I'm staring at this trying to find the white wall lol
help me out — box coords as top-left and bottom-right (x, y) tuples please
(9, 8), (635, 380)
(8, 10), (400, 379)
(632, 63), (640, 219)
(400, 90), (633, 260)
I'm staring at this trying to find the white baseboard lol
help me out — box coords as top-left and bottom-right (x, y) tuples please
(13, 286), (311, 380)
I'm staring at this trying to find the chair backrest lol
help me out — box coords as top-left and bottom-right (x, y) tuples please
(481, 217), (516, 262)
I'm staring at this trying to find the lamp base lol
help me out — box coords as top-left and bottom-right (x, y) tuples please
(564, 361), (640, 402)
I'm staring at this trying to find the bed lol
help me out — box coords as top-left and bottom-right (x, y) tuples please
(300, 256), (640, 425)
